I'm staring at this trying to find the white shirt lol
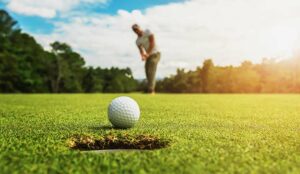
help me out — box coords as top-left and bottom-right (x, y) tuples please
(136, 29), (159, 55)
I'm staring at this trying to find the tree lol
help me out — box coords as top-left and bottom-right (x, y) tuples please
(50, 42), (85, 93)
(82, 67), (104, 93)
(157, 58), (300, 93)
(0, 9), (138, 93)
(0, 10), (50, 93)
(201, 59), (214, 93)
(0, 10), (19, 38)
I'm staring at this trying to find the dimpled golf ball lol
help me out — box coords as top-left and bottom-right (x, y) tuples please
(108, 96), (140, 128)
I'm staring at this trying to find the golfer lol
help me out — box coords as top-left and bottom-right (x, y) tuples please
(132, 24), (161, 94)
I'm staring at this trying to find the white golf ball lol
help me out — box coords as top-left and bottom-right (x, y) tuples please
(108, 96), (140, 128)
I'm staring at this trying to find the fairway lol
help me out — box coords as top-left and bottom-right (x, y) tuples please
(0, 94), (299, 173)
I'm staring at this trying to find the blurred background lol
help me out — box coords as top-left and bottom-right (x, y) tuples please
(1, 0), (300, 93)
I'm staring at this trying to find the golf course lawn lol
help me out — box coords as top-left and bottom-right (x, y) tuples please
(0, 94), (299, 174)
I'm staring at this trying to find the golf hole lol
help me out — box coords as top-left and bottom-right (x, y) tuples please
(67, 133), (170, 152)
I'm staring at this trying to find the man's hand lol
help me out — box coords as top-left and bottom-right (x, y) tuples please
(141, 53), (149, 61)
(138, 45), (149, 61)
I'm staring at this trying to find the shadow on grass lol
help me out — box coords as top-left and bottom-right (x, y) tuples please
(89, 125), (127, 130)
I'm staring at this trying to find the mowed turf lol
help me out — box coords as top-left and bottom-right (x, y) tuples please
(0, 94), (299, 174)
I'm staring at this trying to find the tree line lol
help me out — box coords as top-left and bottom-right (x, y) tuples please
(0, 10), (137, 93)
(156, 58), (300, 93)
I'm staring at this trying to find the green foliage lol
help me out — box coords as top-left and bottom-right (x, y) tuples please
(0, 13), (50, 93)
(81, 67), (137, 93)
(0, 10), (19, 37)
(0, 10), (138, 93)
(49, 41), (86, 93)
(0, 94), (299, 173)
(158, 58), (300, 93)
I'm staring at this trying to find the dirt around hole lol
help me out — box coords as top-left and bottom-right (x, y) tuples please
(67, 133), (170, 150)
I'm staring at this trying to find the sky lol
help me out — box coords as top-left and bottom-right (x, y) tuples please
(1, 0), (300, 78)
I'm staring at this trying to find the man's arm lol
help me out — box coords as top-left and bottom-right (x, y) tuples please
(138, 45), (148, 61)
(146, 34), (155, 54)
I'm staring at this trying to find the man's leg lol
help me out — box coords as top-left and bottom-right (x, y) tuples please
(145, 53), (160, 93)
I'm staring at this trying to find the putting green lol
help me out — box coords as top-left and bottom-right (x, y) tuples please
(0, 94), (299, 173)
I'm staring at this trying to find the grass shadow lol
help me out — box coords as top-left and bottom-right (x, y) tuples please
(89, 125), (127, 130)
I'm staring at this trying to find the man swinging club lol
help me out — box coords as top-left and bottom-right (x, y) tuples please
(132, 24), (161, 94)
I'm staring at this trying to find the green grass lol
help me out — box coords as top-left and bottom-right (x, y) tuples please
(0, 94), (299, 174)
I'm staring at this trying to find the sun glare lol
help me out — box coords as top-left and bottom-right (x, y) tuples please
(268, 27), (299, 58)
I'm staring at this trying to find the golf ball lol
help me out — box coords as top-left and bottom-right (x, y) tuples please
(108, 96), (140, 128)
